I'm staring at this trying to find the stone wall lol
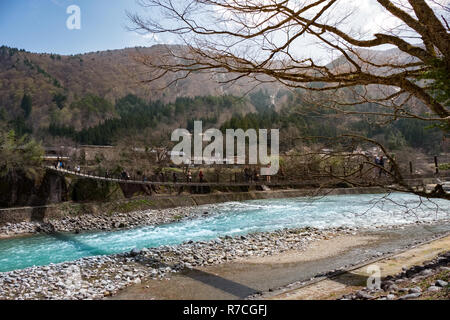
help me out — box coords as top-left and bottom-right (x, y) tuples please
(0, 170), (68, 209)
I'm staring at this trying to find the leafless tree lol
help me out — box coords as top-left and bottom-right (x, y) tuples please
(129, 0), (449, 121)
(128, 0), (450, 198)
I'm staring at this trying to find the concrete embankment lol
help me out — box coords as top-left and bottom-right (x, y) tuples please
(0, 187), (384, 226)
(266, 234), (450, 300)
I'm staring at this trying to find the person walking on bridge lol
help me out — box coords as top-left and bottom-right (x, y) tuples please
(379, 156), (385, 177)
(121, 170), (130, 180)
(374, 155), (380, 178)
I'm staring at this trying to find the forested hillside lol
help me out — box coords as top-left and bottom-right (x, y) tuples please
(0, 45), (444, 154)
(48, 94), (249, 145)
(0, 45), (282, 134)
(221, 91), (444, 154)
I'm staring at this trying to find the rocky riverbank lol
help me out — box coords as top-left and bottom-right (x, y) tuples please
(0, 227), (350, 300)
(1, 221), (450, 300)
(340, 251), (450, 300)
(0, 206), (201, 239)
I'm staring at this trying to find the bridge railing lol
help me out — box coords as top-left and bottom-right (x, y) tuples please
(46, 166), (449, 189)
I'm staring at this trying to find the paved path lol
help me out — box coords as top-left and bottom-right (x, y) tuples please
(268, 234), (450, 300)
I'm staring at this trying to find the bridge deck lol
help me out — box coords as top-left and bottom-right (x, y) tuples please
(46, 167), (449, 188)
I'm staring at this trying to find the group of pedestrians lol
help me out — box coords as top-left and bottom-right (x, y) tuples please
(185, 169), (204, 183)
(54, 158), (64, 170)
(115, 169), (204, 184)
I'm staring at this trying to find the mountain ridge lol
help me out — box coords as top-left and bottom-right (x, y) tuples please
(0, 44), (285, 132)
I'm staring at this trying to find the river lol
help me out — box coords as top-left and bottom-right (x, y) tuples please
(0, 192), (449, 272)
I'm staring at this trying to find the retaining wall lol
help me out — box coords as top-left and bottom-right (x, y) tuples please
(0, 187), (385, 225)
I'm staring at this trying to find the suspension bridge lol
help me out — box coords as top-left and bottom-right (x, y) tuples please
(46, 166), (450, 191)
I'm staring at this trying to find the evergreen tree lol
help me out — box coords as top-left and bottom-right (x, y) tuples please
(0, 129), (43, 179)
(20, 94), (32, 119)
(52, 93), (67, 110)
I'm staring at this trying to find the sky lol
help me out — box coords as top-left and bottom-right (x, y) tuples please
(0, 0), (162, 54)
(0, 0), (437, 57)
(0, 0), (397, 57)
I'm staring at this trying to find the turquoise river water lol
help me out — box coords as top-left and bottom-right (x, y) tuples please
(0, 192), (449, 272)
